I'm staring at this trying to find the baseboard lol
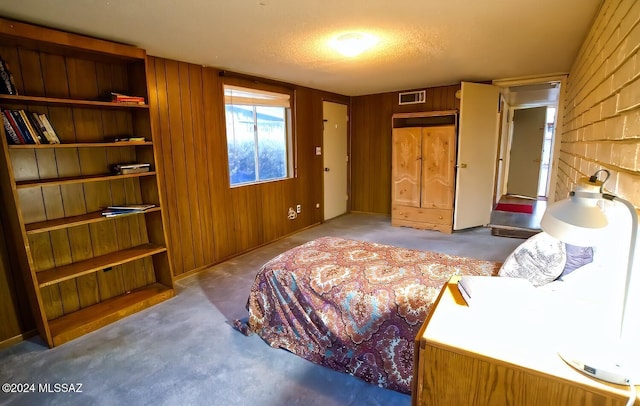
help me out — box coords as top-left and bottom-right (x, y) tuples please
(349, 210), (390, 217)
(173, 221), (323, 281)
(0, 329), (37, 350)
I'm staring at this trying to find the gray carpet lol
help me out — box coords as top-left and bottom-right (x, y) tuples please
(0, 214), (522, 406)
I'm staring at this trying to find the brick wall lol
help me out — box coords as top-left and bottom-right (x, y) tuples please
(559, 0), (640, 342)
(559, 0), (640, 207)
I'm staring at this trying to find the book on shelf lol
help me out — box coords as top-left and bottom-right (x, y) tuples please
(0, 57), (17, 95)
(1, 109), (60, 144)
(110, 92), (145, 105)
(2, 110), (20, 144)
(113, 163), (151, 175)
(37, 113), (61, 143)
(24, 111), (48, 143)
(114, 137), (146, 143)
(9, 110), (36, 144)
(101, 204), (155, 217)
(19, 110), (44, 144)
(2, 110), (27, 144)
(28, 111), (59, 144)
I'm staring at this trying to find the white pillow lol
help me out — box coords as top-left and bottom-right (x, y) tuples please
(499, 232), (566, 287)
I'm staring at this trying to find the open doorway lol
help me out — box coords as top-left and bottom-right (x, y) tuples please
(489, 76), (565, 237)
(498, 80), (562, 201)
(506, 105), (557, 198)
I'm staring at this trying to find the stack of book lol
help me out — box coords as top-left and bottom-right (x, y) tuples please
(2, 109), (60, 144)
(111, 92), (145, 105)
(0, 57), (17, 95)
(112, 163), (150, 175)
(101, 204), (155, 217)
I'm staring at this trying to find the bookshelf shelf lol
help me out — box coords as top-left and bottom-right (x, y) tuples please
(0, 94), (149, 109)
(15, 171), (156, 189)
(8, 141), (153, 149)
(25, 207), (162, 234)
(37, 243), (167, 287)
(0, 17), (174, 347)
(48, 283), (174, 347)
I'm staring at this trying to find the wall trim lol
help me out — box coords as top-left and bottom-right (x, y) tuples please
(0, 329), (37, 350)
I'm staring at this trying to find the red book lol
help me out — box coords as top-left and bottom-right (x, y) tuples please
(3, 110), (26, 144)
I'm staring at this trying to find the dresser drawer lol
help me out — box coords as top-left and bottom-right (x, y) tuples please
(392, 205), (452, 225)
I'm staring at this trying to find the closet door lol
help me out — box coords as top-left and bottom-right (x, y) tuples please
(421, 125), (456, 210)
(391, 127), (421, 208)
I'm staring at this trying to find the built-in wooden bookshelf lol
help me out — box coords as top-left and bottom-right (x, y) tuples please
(0, 18), (174, 347)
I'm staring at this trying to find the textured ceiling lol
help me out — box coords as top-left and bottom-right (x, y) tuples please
(0, 0), (602, 96)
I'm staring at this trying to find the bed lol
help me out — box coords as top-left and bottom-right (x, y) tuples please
(237, 236), (501, 394)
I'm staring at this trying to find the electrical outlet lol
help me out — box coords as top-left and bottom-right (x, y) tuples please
(296, 204), (301, 213)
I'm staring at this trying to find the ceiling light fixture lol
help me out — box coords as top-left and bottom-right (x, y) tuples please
(330, 32), (378, 57)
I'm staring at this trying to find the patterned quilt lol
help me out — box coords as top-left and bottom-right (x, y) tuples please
(243, 237), (501, 394)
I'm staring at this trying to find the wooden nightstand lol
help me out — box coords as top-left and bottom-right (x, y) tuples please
(412, 276), (639, 406)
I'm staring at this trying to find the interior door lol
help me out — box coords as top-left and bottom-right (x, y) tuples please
(323, 101), (348, 220)
(454, 82), (501, 230)
(506, 107), (547, 198)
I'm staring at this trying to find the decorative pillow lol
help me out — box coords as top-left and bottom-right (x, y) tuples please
(557, 244), (594, 279)
(499, 232), (566, 287)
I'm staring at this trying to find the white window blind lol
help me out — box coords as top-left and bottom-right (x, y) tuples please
(224, 85), (290, 108)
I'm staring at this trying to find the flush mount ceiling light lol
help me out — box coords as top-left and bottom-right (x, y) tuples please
(330, 32), (378, 57)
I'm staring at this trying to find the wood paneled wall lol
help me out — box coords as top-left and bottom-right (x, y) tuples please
(146, 57), (348, 277)
(350, 85), (461, 215)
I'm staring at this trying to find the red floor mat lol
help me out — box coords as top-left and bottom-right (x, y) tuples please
(494, 203), (534, 214)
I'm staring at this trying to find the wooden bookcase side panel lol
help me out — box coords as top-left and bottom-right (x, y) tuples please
(0, 121), (53, 344)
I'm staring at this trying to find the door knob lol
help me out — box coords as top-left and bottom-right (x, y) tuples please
(324, 168), (330, 172)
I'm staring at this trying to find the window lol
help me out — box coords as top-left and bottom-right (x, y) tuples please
(224, 84), (293, 186)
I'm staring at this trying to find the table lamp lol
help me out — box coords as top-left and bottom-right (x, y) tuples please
(540, 169), (638, 395)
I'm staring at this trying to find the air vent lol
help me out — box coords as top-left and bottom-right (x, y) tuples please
(398, 90), (426, 105)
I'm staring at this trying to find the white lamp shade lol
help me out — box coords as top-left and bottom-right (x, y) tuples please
(540, 194), (608, 246)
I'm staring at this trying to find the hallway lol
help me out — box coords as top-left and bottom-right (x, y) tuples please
(488, 195), (546, 238)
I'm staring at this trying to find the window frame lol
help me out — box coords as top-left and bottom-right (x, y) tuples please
(222, 80), (296, 188)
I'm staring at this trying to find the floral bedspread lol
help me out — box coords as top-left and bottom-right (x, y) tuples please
(243, 237), (501, 394)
